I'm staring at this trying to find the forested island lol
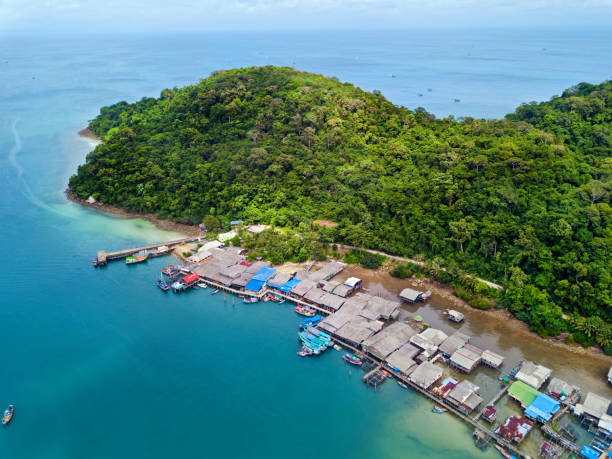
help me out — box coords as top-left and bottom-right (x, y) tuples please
(69, 67), (611, 349)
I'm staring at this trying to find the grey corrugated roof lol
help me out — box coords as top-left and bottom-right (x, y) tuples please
(547, 377), (577, 396)
(448, 380), (480, 405)
(362, 322), (418, 358)
(409, 361), (443, 389)
(439, 332), (470, 356)
(419, 328), (448, 346)
(386, 343), (420, 374)
(231, 272), (253, 287)
(245, 261), (271, 274)
(481, 349), (504, 367)
(319, 293), (345, 311)
(290, 279), (317, 297)
(332, 284), (353, 297)
(308, 261), (346, 281)
(335, 320), (376, 344)
(304, 287), (326, 304)
(220, 263), (247, 279)
(399, 288), (423, 302)
(450, 345), (482, 372)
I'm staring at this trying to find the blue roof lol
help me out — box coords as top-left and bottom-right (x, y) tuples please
(280, 278), (301, 293)
(581, 446), (599, 459)
(244, 279), (265, 292)
(230, 220), (244, 226)
(252, 267), (276, 282)
(525, 394), (560, 422)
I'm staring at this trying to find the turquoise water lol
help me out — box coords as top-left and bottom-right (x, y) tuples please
(1, 29), (611, 458)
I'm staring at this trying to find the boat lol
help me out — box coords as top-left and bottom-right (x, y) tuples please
(301, 341), (321, 355)
(446, 309), (465, 323)
(243, 297), (258, 303)
(397, 381), (408, 389)
(333, 344), (342, 351)
(2, 405), (14, 425)
(210, 288), (220, 295)
(294, 305), (316, 317)
(297, 346), (313, 357)
(342, 353), (362, 366)
(126, 251), (148, 264)
(494, 445), (516, 459)
(299, 315), (322, 329)
(197, 282), (208, 289)
(156, 279), (169, 291)
(432, 405), (447, 414)
(161, 268), (173, 276)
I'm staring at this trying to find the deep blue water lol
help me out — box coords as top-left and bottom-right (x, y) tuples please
(0, 29), (611, 458)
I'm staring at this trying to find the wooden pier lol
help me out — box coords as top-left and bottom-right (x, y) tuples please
(95, 237), (198, 265)
(474, 385), (509, 422)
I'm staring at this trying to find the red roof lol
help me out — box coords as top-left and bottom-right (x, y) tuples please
(183, 273), (199, 284)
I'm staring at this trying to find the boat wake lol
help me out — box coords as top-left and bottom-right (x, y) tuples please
(8, 118), (55, 213)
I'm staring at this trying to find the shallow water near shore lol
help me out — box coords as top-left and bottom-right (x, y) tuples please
(1, 29), (611, 458)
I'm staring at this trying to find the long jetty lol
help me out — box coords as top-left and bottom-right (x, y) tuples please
(96, 237), (199, 265)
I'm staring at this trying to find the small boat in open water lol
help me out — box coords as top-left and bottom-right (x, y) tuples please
(210, 288), (220, 295)
(294, 305), (316, 317)
(2, 405), (14, 425)
(342, 353), (362, 366)
(432, 405), (447, 414)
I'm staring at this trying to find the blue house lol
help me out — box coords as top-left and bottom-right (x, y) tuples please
(524, 393), (560, 423)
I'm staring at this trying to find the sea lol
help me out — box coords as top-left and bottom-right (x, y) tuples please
(0, 28), (611, 458)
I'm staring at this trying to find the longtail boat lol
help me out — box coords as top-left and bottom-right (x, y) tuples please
(342, 353), (362, 366)
(294, 305), (315, 317)
(2, 405), (14, 425)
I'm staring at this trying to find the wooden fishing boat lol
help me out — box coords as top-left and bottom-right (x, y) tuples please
(294, 305), (316, 317)
(432, 405), (447, 414)
(126, 252), (148, 264)
(156, 279), (169, 291)
(210, 288), (220, 295)
(2, 405), (14, 425)
(397, 380), (408, 389)
(342, 353), (362, 366)
(243, 297), (258, 303)
(297, 347), (313, 357)
(494, 444), (515, 459)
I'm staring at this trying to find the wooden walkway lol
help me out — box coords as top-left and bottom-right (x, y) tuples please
(473, 385), (509, 421)
(96, 237), (198, 264)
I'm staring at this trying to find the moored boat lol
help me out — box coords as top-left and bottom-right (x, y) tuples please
(294, 305), (316, 317)
(432, 405), (447, 414)
(210, 288), (220, 295)
(494, 445), (515, 459)
(197, 282), (208, 289)
(342, 353), (362, 366)
(156, 279), (169, 291)
(2, 405), (14, 425)
(333, 344), (342, 351)
(398, 381), (408, 389)
(126, 251), (148, 264)
(297, 346), (313, 357)
(243, 296), (258, 303)
(299, 315), (322, 329)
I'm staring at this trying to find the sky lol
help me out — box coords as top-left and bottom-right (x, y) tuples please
(1, 0), (611, 32)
